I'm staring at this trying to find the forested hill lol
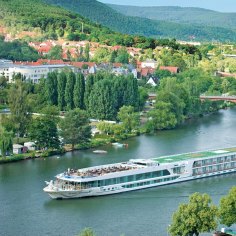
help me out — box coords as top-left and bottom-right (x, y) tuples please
(0, 0), (129, 45)
(109, 5), (236, 31)
(43, 0), (236, 42)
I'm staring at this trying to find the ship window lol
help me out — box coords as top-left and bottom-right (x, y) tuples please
(120, 177), (125, 183)
(136, 174), (144, 180)
(144, 172), (151, 179)
(105, 179), (112, 185)
(152, 171), (160, 177)
(128, 175), (134, 182)
(162, 170), (170, 176)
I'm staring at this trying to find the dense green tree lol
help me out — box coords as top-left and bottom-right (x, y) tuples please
(154, 69), (172, 79)
(109, 50), (117, 63)
(57, 71), (67, 111)
(219, 187), (236, 227)
(47, 45), (63, 60)
(84, 43), (90, 62)
(123, 74), (139, 110)
(88, 79), (117, 120)
(117, 106), (140, 133)
(84, 74), (94, 110)
(73, 73), (85, 109)
(169, 193), (218, 236)
(147, 101), (177, 130)
(92, 47), (110, 63)
(115, 47), (129, 64)
(59, 109), (91, 150)
(0, 127), (13, 156)
(46, 71), (58, 106)
(0, 37), (39, 61)
(138, 87), (149, 110)
(157, 90), (184, 124)
(8, 81), (32, 137)
(65, 71), (76, 110)
(28, 115), (60, 150)
(0, 76), (8, 105)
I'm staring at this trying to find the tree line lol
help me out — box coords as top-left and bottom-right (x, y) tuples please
(38, 71), (141, 121)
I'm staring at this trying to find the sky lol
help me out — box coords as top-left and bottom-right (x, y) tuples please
(99, 0), (236, 12)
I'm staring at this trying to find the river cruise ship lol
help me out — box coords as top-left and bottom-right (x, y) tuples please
(44, 147), (236, 199)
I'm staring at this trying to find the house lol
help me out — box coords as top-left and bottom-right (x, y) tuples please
(139, 67), (155, 78)
(13, 144), (24, 154)
(141, 59), (158, 69)
(146, 76), (159, 87)
(24, 142), (36, 151)
(159, 66), (179, 74)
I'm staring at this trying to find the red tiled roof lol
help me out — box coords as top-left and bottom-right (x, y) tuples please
(113, 63), (122, 68)
(37, 59), (66, 65)
(71, 62), (96, 68)
(216, 71), (236, 77)
(159, 66), (179, 73)
(139, 68), (155, 77)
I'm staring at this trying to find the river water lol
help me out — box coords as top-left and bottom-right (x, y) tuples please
(1, 108), (236, 236)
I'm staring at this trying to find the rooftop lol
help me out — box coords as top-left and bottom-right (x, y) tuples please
(153, 147), (236, 164)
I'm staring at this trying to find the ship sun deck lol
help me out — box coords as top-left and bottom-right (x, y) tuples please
(63, 162), (146, 179)
(153, 147), (236, 164)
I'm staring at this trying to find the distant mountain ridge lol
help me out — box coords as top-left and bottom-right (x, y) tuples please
(108, 5), (236, 30)
(44, 0), (236, 41)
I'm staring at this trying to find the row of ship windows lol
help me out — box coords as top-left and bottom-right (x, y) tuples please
(81, 170), (170, 188)
(193, 155), (236, 167)
(124, 176), (179, 188)
(193, 162), (236, 175)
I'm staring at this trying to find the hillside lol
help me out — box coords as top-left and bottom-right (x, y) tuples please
(43, 0), (236, 42)
(109, 5), (236, 30)
(0, 0), (133, 46)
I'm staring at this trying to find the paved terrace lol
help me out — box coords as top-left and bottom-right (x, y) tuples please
(153, 147), (236, 164)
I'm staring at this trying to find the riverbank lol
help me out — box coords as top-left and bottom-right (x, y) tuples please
(0, 133), (136, 164)
(1, 104), (234, 165)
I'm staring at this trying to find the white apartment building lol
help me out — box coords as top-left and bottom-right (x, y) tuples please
(0, 59), (13, 81)
(0, 63), (78, 83)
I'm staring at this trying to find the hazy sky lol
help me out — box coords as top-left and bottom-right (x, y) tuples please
(99, 0), (236, 12)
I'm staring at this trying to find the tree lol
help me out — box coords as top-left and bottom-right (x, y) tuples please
(123, 75), (139, 110)
(47, 45), (63, 60)
(88, 79), (117, 120)
(57, 72), (67, 111)
(45, 71), (58, 106)
(97, 121), (114, 135)
(0, 76), (8, 105)
(59, 109), (91, 150)
(8, 81), (32, 137)
(147, 101), (177, 130)
(116, 47), (129, 64)
(28, 116), (60, 150)
(78, 228), (95, 236)
(73, 73), (85, 109)
(92, 47), (110, 63)
(169, 193), (218, 236)
(65, 71), (76, 110)
(219, 187), (236, 227)
(0, 127), (13, 156)
(84, 74), (94, 110)
(84, 43), (90, 62)
(117, 106), (140, 133)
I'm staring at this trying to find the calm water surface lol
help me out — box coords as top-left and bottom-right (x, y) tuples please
(1, 108), (236, 236)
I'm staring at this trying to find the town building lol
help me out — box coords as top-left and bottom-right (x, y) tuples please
(7, 64), (78, 83)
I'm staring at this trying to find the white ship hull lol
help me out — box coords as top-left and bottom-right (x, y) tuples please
(44, 168), (236, 199)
